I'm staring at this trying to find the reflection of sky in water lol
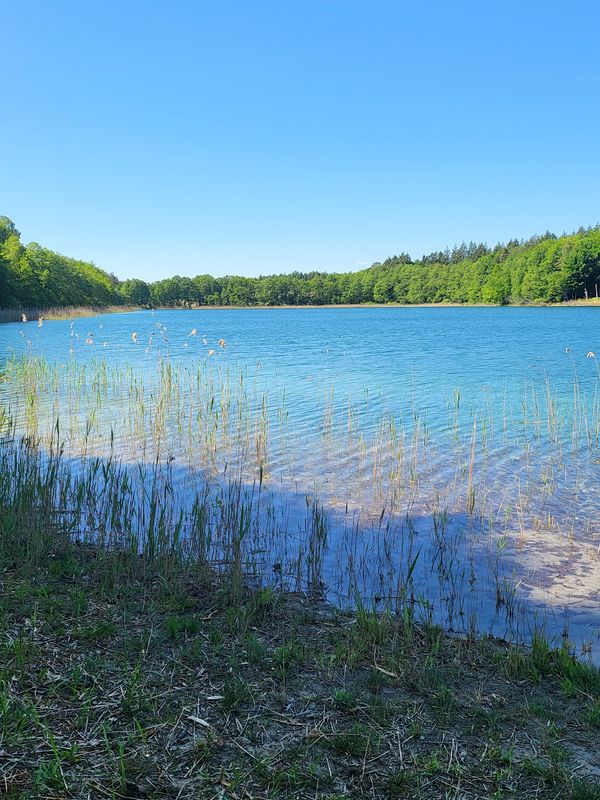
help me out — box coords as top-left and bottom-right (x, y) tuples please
(1, 307), (600, 658)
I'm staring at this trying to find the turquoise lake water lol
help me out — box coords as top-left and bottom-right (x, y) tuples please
(2, 306), (599, 418)
(1, 307), (600, 657)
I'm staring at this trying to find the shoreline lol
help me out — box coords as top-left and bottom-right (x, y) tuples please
(2, 336), (600, 796)
(1, 298), (599, 323)
(167, 299), (600, 310)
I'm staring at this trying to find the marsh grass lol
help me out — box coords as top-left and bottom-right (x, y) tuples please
(1, 349), (600, 658)
(0, 305), (138, 324)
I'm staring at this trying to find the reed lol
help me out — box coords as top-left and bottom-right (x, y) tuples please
(1, 347), (599, 658)
(0, 305), (139, 324)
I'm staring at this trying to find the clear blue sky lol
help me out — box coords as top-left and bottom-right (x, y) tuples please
(2, 1), (599, 280)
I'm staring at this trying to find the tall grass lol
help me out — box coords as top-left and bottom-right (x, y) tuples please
(0, 305), (138, 324)
(1, 351), (599, 657)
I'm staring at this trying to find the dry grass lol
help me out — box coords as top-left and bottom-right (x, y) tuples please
(556, 298), (600, 307)
(0, 306), (139, 324)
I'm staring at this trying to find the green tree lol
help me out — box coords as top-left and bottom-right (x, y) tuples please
(118, 279), (151, 306)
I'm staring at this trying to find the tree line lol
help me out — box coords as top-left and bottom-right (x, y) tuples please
(2, 215), (600, 310)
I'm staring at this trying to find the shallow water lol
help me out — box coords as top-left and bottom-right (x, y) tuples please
(1, 307), (600, 657)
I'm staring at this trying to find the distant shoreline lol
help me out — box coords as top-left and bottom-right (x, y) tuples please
(1, 298), (599, 323)
(164, 299), (600, 310)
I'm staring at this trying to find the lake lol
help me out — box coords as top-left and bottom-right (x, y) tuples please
(1, 306), (599, 658)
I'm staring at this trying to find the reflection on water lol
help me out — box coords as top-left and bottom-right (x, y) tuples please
(1, 306), (599, 659)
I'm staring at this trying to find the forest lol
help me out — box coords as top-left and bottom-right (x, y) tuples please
(2, 215), (600, 310)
